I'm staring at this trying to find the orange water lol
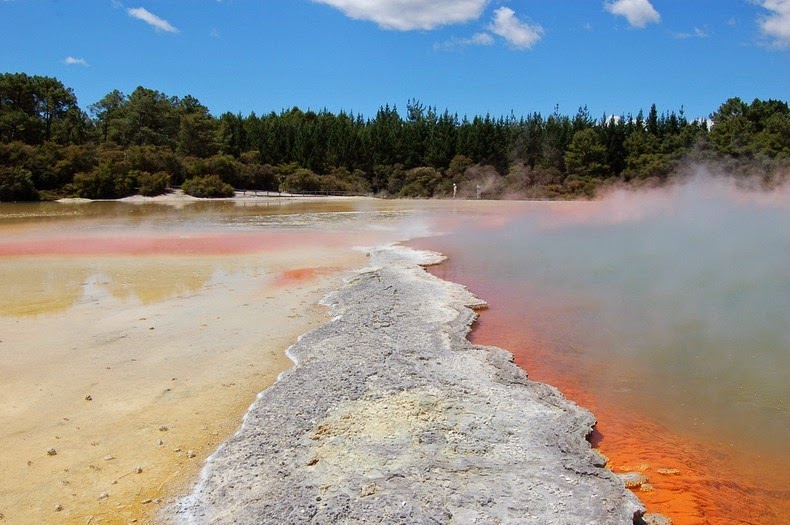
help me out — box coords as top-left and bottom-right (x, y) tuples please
(462, 286), (788, 524)
(407, 184), (790, 523)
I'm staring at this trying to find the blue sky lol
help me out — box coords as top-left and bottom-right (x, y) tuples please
(1, 0), (788, 121)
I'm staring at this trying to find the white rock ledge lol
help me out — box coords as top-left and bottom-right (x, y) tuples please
(166, 244), (645, 524)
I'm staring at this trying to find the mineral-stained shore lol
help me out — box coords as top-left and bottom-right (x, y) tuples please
(165, 244), (646, 524)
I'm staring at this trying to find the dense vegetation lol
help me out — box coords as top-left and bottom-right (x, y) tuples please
(0, 72), (787, 201)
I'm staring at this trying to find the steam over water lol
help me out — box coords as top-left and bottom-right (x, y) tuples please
(1, 185), (787, 522)
(484, 183), (788, 450)
(414, 176), (790, 522)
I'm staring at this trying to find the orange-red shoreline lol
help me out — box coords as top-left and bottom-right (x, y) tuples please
(421, 258), (790, 525)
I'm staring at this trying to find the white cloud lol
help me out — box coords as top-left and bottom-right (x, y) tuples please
(313, 0), (489, 31)
(64, 56), (89, 66)
(694, 27), (710, 37)
(488, 7), (543, 49)
(127, 6), (179, 33)
(756, 0), (790, 48)
(604, 0), (661, 28)
(435, 32), (494, 51)
(673, 27), (710, 39)
(471, 32), (494, 45)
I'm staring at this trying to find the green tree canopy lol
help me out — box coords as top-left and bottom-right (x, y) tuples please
(0, 73), (78, 144)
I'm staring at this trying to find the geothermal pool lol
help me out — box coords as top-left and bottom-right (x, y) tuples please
(413, 178), (790, 524)
(0, 185), (787, 524)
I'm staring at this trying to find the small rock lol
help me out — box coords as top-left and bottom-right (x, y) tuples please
(46, 448), (57, 456)
(159, 425), (168, 432)
(359, 483), (378, 497)
(103, 455), (114, 461)
(640, 483), (654, 492)
(591, 449), (609, 467)
(657, 468), (681, 476)
(187, 450), (196, 458)
(173, 448), (182, 453)
(135, 466), (143, 474)
(85, 395), (92, 401)
(141, 499), (153, 504)
(54, 504), (63, 512)
(617, 472), (648, 488)
(98, 492), (109, 500)
(641, 513), (673, 525)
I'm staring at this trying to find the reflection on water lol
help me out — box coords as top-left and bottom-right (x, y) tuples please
(0, 196), (485, 318)
(0, 199), (407, 232)
(0, 197), (420, 524)
(0, 198), (424, 316)
(0, 261), (87, 316)
(413, 179), (790, 523)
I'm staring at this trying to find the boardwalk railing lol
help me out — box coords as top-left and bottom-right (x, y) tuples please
(236, 189), (369, 197)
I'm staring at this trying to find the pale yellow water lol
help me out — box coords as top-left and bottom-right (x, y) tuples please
(0, 197), (425, 524)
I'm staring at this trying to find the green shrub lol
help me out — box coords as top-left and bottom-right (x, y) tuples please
(0, 166), (39, 201)
(73, 162), (136, 199)
(240, 163), (279, 191)
(182, 174), (235, 198)
(138, 171), (170, 196)
(318, 167), (371, 194)
(397, 167), (442, 198)
(280, 168), (321, 193)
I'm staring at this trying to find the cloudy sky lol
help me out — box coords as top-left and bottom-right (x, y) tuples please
(1, 0), (788, 120)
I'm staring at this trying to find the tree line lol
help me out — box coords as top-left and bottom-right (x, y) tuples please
(0, 71), (787, 201)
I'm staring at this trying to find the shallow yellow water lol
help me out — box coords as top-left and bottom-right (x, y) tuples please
(0, 198), (410, 524)
(0, 252), (370, 524)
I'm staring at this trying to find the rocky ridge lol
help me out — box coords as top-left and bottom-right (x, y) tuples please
(167, 244), (646, 524)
